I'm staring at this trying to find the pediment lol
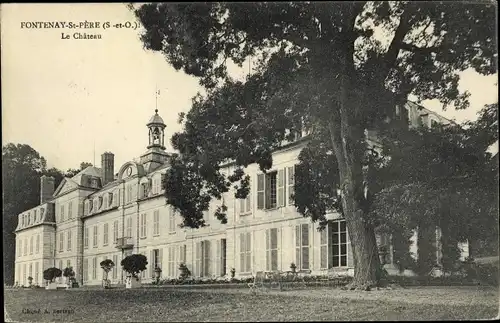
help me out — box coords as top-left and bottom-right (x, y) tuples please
(53, 178), (78, 197)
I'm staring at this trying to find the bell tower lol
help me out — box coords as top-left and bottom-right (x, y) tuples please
(140, 109), (170, 172)
(147, 109), (166, 149)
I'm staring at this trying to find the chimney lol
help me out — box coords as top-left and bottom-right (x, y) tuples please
(40, 175), (55, 204)
(101, 152), (115, 186)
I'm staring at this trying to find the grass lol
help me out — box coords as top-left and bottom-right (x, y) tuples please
(4, 286), (499, 322)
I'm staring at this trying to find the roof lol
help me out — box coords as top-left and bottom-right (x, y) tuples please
(71, 166), (102, 183)
(147, 109), (165, 126)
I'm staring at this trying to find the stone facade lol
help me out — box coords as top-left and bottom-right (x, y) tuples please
(14, 102), (467, 286)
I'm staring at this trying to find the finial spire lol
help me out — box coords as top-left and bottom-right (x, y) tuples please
(155, 109), (158, 114)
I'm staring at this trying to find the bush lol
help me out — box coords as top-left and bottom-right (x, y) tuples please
(63, 267), (75, 278)
(461, 259), (499, 286)
(178, 263), (191, 281)
(121, 254), (148, 278)
(43, 268), (62, 283)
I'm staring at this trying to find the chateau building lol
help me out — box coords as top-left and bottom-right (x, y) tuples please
(14, 103), (468, 286)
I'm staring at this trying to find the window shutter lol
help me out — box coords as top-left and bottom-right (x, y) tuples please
(265, 230), (270, 271)
(257, 174), (265, 209)
(246, 179), (252, 212)
(159, 248), (163, 273)
(204, 240), (211, 277)
(295, 225), (301, 267)
(246, 232), (252, 273)
(216, 241), (221, 276)
(239, 233), (244, 273)
(287, 166), (295, 206)
(271, 228), (278, 270)
(277, 169), (285, 207)
(302, 224), (310, 270)
(149, 250), (154, 278)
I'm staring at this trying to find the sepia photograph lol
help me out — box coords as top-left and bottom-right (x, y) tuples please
(2, 2), (499, 322)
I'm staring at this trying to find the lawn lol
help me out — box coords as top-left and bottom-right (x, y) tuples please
(4, 286), (499, 322)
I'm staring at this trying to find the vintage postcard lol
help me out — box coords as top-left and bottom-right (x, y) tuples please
(2, 2), (498, 322)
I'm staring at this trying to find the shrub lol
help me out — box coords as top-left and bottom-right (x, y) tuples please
(121, 254), (148, 278)
(63, 267), (75, 278)
(43, 268), (62, 283)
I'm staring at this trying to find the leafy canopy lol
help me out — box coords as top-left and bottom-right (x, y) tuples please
(134, 2), (497, 228)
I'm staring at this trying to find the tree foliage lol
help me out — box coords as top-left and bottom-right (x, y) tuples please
(134, 2), (497, 287)
(43, 267), (62, 283)
(121, 254), (148, 278)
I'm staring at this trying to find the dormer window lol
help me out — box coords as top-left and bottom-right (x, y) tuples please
(93, 198), (98, 211)
(40, 208), (45, 218)
(34, 210), (37, 223)
(88, 200), (93, 214)
(91, 178), (99, 188)
(108, 192), (113, 206)
(98, 196), (103, 209)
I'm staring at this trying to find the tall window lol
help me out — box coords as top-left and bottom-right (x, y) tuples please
(36, 234), (40, 254)
(67, 230), (72, 251)
(59, 232), (64, 252)
(68, 201), (73, 219)
(216, 239), (227, 276)
(59, 260), (63, 270)
(167, 247), (175, 277)
(29, 263), (32, 278)
(17, 240), (21, 258)
(93, 225), (98, 247)
(152, 249), (161, 271)
(257, 170), (286, 210)
(287, 166), (295, 206)
(84, 227), (89, 248)
(239, 232), (252, 273)
(127, 185), (133, 203)
(239, 179), (252, 215)
(92, 257), (97, 279)
(126, 217), (132, 238)
(60, 204), (65, 221)
(24, 238), (28, 255)
(83, 259), (88, 282)
(320, 223), (333, 269)
(168, 209), (175, 234)
(113, 220), (119, 244)
(29, 236), (33, 254)
(295, 224), (310, 270)
(112, 255), (118, 279)
(34, 210), (37, 223)
(195, 241), (210, 277)
(153, 210), (160, 236)
(140, 213), (147, 238)
(332, 220), (348, 267)
(35, 262), (39, 284)
(266, 228), (279, 271)
(103, 223), (109, 246)
(152, 178), (160, 195)
(179, 244), (187, 265)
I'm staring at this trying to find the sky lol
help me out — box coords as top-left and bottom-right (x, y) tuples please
(2, 3), (498, 172)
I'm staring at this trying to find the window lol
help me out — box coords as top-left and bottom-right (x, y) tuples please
(17, 240), (21, 258)
(140, 213), (147, 238)
(167, 247), (175, 277)
(257, 169), (286, 210)
(168, 209), (175, 234)
(35, 262), (39, 284)
(24, 238), (28, 255)
(266, 228), (279, 271)
(84, 227), (89, 248)
(239, 232), (252, 273)
(34, 210), (37, 222)
(83, 259), (88, 282)
(29, 236), (33, 254)
(108, 192), (113, 207)
(126, 217), (132, 238)
(127, 185), (133, 203)
(59, 232), (64, 252)
(60, 204), (65, 221)
(93, 199), (98, 212)
(179, 244), (187, 265)
(35, 235), (40, 254)
(59, 260), (63, 271)
(320, 223), (333, 269)
(287, 166), (295, 206)
(153, 210), (160, 236)
(112, 255), (118, 279)
(67, 230), (72, 251)
(29, 263), (32, 278)
(239, 179), (252, 215)
(195, 241), (211, 277)
(103, 223), (109, 246)
(113, 220), (119, 244)
(113, 191), (118, 207)
(68, 201), (73, 219)
(93, 225), (98, 247)
(332, 220), (348, 267)
(216, 239), (227, 276)
(295, 224), (310, 270)
(92, 257), (97, 279)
